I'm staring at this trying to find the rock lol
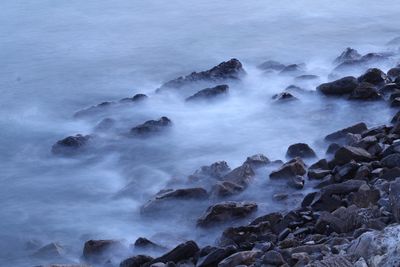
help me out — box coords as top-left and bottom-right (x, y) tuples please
(150, 241), (199, 264)
(31, 242), (64, 259)
(279, 64), (304, 75)
(391, 111), (400, 124)
(391, 97), (400, 107)
(158, 59), (245, 91)
(130, 117), (172, 136)
(287, 175), (305, 189)
(262, 250), (286, 265)
(51, 134), (91, 155)
(82, 239), (124, 263)
(120, 93), (148, 103)
(244, 154), (270, 169)
(197, 201), (257, 227)
(272, 91), (298, 102)
(94, 118), (115, 132)
(189, 161), (231, 182)
(295, 74), (319, 81)
(211, 181), (244, 198)
(387, 67), (400, 81)
(307, 255), (352, 267)
(217, 250), (262, 267)
(334, 47), (361, 64)
(389, 178), (400, 222)
(382, 141), (400, 157)
(185, 85), (229, 102)
(348, 186), (380, 208)
(349, 82), (381, 100)
(381, 153), (400, 168)
(258, 60), (285, 71)
(120, 255), (153, 267)
(197, 246), (237, 267)
(333, 146), (373, 165)
(286, 143), (316, 159)
(317, 76), (358, 95)
(358, 68), (387, 85)
(74, 101), (114, 118)
(378, 83), (400, 97)
(325, 123), (368, 142)
(308, 169), (331, 180)
(309, 159), (329, 170)
(322, 179), (366, 195)
(270, 158), (306, 179)
(133, 237), (165, 251)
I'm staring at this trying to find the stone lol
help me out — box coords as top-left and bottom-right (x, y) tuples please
(120, 93), (148, 103)
(31, 242), (64, 259)
(211, 181), (244, 197)
(120, 255), (153, 267)
(94, 118), (115, 132)
(188, 161), (231, 182)
(258, 60), (285, 71)
(196, 246), (237, 267)
(287, 175), (305, 189)
(197, 201), (258, 227)
(307, 255), (352, 267)
(333, 146), (373, 165)
(262, 250), (286, 265)
(130, 117), (172, 136)
(389, 178), (400, 222)
(270, 158), (306, 179)
(325, 123), (368, 142)
(150, 241), (199, 264)
(217, 250), (262, 267)
(82, 239), (124, 263)
(272, 92), (298, 102)
(308, 169), (331, 180)
(388, 67), (400, 81)
(51, 134), (91, 155)
(358, 68), (387, 85)
(286, 143), (316, 159)
(326, 143), (341, 154)
(309, 159), (329, 170)
(381, 153), (400, 168)
(317, 76), (358, 95)
(133, 237), (165, 251)
(244, 154), (270, 169)
(349, 82), (381, 100)
(334, 47), (361, 64)
(185, 85), (229, 102)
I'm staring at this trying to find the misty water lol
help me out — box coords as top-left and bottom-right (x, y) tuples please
(1, 0), (400, 266)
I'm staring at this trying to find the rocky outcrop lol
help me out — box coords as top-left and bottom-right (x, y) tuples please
(185, 84), (229, 102)
(51, 134), (91, 155)
(130, 117), (172, 136)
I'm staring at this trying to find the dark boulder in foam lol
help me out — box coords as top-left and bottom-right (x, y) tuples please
(272, 92), (298, 102)
(317, 76), (358, 95)
(286, 143), (316, 159)
(148, 240), (199, 264)
(130, 116), (172, 136)
(324, 122), (367, 142)
(334, 47), (361, 64)
(357, 68), (387, 85)
(51, 134), (92, 155)
(82, 239), (125, 264)
(157, 58), (245, 92)
(185, 84), (229, 102)
(349, 82), (382, 100)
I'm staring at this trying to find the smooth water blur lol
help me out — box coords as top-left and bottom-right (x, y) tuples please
(1, 0), (400, 266)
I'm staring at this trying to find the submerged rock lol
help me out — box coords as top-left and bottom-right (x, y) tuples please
(51, 134), (91, 155)
(272, 92), (298, 102)
(130, 117), (172, 136)
(334, 47), (361, 64)
(197, 201), (257, 227)
(185, 84), (229, 102)
(286, 143), (316, 159)
(82, 239), (124, 263)
(31, 242), (65, 260)
(158, 59), (245, 91)
(257, 60), (285, 71)
(317, 76), (358, 95)
(358, 68), (387, 85)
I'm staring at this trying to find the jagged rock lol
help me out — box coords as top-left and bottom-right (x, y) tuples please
(272, 92), (298, 102)
(270, 158), (306, 179)
(288, 175), (305, 189)
(197, 245), (237, 267)
(286, 143), (316, 159)
(244, 154), (270, 169)
(217, 250), (262, 267)
(325, 123), (367, 142)
(211, 181), (245, 198)
(258, 60), (285, 71)
(358, 68), (387, 85)
(130, 117), (172, 136)
(387, 67), (400, 81)
(317, 76), (358, 95)
(158, 59), (245, 91)
(185, 85), (229, 102)
(120, 255), (153, 267)
(349, 82), (381, 100)
(382, 141), (400, 157)
(279, 64), (304, 75)
(31, 242), (64, 259)
(188, 161), (231, 182)
(150, 241), (199, 264)
(82, 239), (124, 263)
(348, 185), (380, 208)
(334, 48), (361, 64)
(51, 134), (91, 155)
(333, 146), (373, 165)
(197, 201), (257, 227)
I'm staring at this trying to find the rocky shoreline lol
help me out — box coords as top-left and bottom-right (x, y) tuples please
(34, 40), (400, 267)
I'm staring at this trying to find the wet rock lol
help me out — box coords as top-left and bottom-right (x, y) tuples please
(211, 181), (244, 198)
(389, 178), (400, 222)
(391, 110), (400, 124)
(382, 141), (400, 157)
(51, 134), (91, 155)
(150, 241), (199, 264)
(74, 101), (114, 118)
(378, 83), (400, 97)
(82, 239), (124, 263)
(130, 117), (172, 136)
(387, 67), (400, 81)
(31, 242), (65, 259)
(272, 92), (298, 102)
(286, 143), (316, 159)
(217, 250), (262, 267)
(317, 76), (358, 95)
(120, 93), (148, 103)
(258, 60), (285, 71)
(325, 122), (367, 142)
(349, 82), (381, 100)
(381, 153), (400, 168)
(262, 250), (286, 265)
(309, 159), (329, 170)
(158, 59), (245, 91)
(279, 64), (304, 75)
(391, 97), (400, 107)
(270, 157), (306, 179)
(333, 146), (373, 165)
(189, 161), (231, 182)
(133, 237), (165, 251)
(334, 47), (361, 64)
(197, 201), (257, 227)
(244, 154), (270, 169)
(307, 255), (352, 267)
(308, 169), (331, 180)
(120, 255), (153, 267)
(322, 180), (366, 195)
(185, 85), (229, 102)
(196, 245), (237, 267)
(357, 68), (387, 85)
(288, 175), (305, 189)
(348, 185), (380, 208)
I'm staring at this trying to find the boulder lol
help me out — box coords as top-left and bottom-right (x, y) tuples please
(197, 201), (257, 227)
(308, 169), (331, 180)
(244, 154), (270, 169)
(31, 242), (65, 260)
(333, 146), (373, 165)
(133, 237), (166, 251)
(257, 60), (285, 71)
(287, 175), (305, 189)
(262, 250), (286, 265)
(325, 123), (367, 142)
(270, 158), (306, 179)
(150, 241), (199, 264)
(387, 67), (400, 81)
(279, 64), (304, 75)
(358, 68), (387, 85)
(349, 82), (381, 100)
(189, 161), (231, 182)
(211, 181), (245, 198)
(286, 143), (316, 159)
(272, 92), (298, 102)
(130, 117), (172, 136)
(197, 246), (237, 267)
(51, 134), (91, 155)
(185, 85), (229, 102)
(389, 178), (400, 222)
(334, 47), (361, 64)
(74, 101), (114, 118)
(120, 93), (148, 103)
(82, 239), (124, 263)
(217, 250), (262, 267)
(381, 153), (400, 168)
(158, 59), (245, 91)
(120, 255), (153, 267)
(317, 76), (358, 95)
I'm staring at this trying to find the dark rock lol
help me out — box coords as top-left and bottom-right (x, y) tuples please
(158, 59), (245, 91)
(309, 159), (329, 170)
(244, 154), (270, 169)
(388, 67), (400, 81)
(31, 243), (64, 259)
(333, 146), (373, 165)
(317, 76), (358, 95)
(322, 180), (366, 195)
(349, 82), (381, 100)
(333, 161), (359, 181)
(325, 123), (368, 142)
(133, 237), (165, 251)
(211, 181), (244, 198)
(197, 201), (257, 227)
(188, 161), (231, 182)
(391, 111), (400, 124)
(389, 178), (400, 222)
(258, 60), (285, 71)
(391, 97), (400, 107)
(150, 241), (199, 264)
(360, 52), (388, 63)
(287, 175), (305, 189)
(307, 255), (353, 267)
(381, 153), (400, 168)
(286, 143), (316, 159)
(270, 158), (306, 179)
(358, 68), (387, 85)
(295, 74), (319, 81)
(334, 48), (361, 64)
(272, 92), (298, 102)
(308, 169), (331, 180)
(82, 240), (124, 263)
(348, 185), (380, 208)
(130, 117), (172, 136)
(120, 93), (148, 103)
(262, 250), (286, 265)
(185, 85), (229, 102)
(120, 255), (153, 267)
(217, 250), (262, 267)
(52, 134), (91, 155)
(196, 245), (237, 267)
(379, 83), (400, 97)
(74, 101), (114, 118)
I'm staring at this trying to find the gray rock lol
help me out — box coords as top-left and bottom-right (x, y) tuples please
(333, 146), (373, 165)
(130, 117), (172, 136)
(217, 250), (262, 267)
(286, 143), (316, 159)
(325, 123), (368, 142)
(270, 158), (306, 179)
(150, 241), (199, 264)
(317, 76), (358, 95)
(185, 85), (229, 102)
